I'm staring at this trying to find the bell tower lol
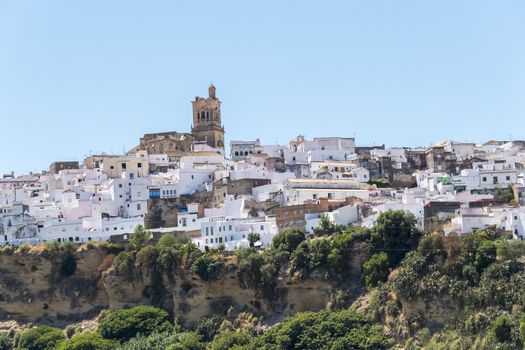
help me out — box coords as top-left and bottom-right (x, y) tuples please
(191, 84), (225, 149)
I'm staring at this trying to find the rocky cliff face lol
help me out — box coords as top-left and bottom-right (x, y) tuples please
(0, 247), (335, 326)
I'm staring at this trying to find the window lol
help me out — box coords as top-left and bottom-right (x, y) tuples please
(506, 176), (511, 181)
(482, 177), (487, 182)
(119, 184), (122, 188)
(122, 163), (126, 169)
(130, 173), (134, 179)
(137, 203), (141, 210)
(210, 227), (214, 235)
(260, 225), (264, 230)
(229, 225), (232, 230)
(110, 166), (114, 170)
(235, 151), (239, 156)
(205, 227), (209, 236)
(138, 163), (142, 168)
(328, 193), (334, 199)
(313, 194), (318, 199)
(205, 239), (208, 244)
(493, 176), (498, 184)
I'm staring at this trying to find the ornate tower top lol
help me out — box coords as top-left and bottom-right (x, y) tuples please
(208, 84), (216, 99)
(191, 85), (225, 149)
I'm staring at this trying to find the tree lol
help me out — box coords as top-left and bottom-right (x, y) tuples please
(17, 326), (65, 350)
(129, 225), (151, 251)
(157, 233), (178, 248)
(363, 252), (390, 289)
(99, 306), (172, 342)
(370, 210), (421, 266)
(313, 214), (340, 236)
(272, 229), (306, 253)
(57, 333), (117, 350)
(247, 233), (260, 247)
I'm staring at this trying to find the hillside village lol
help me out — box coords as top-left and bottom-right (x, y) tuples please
(2, 85), (525, 250)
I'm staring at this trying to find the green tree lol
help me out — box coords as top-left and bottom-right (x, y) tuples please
(272, 229), (306, 253)
(99, 306), (172, 342)
(58, 333), (117, 350)
(363, 252), (390, 289)
(157, 233), (179, 248)
(247, 233), (261, 247)
(129, 225), (151, 251)
(313, 214), (344, 236)
(370, 210), (421, 266)
(17, 326), (65, 350)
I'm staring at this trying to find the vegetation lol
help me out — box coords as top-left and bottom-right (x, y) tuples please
(12, 209), (525, 349)
(57, 333), (117, 350)
(0, 333), (12, 350)
(98, 305), (173, 342)
(17, 326), (65, 350)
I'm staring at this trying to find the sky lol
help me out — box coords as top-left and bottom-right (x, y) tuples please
(1, 1), (524, 175)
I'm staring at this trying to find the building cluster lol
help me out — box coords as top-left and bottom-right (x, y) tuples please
(2, 86), (525, 250)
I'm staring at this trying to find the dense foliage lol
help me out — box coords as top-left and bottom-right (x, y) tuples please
(374, 230), (525, 349)
(17, 326), (65, 350)
(98, 306), (173, 342)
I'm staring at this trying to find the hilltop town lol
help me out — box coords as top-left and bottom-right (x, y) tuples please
(1, 85), (524, 249)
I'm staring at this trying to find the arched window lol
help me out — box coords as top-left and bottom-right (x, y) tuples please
(244, 151), (248, 156)
(206, 111), (209, 120)
(234, 151), (239, 156)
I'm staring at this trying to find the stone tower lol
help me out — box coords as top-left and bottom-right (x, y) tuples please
(191, 84), (225, 149)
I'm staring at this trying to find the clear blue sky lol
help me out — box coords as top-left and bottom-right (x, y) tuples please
(1, 1), (524, 175)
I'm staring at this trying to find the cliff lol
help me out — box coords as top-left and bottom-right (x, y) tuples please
(0, 246), (337, 327)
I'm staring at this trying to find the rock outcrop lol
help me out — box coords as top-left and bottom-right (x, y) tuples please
(0, 247), (336, 326)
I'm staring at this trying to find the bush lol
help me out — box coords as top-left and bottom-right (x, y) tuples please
(117, 332), (204, 350)
(0, 333), (12, 350)
(492, 315), (512, 343)
(99, 306), (172, 342)
(194, 316), (223, 342)
(17, 326), (65, 350)
(251, 309), (391, 350)
(192, 254), (224, 281)
(57, 333), (117, 350)
(363, 252), (390, 289)
(208, 331), (251, 350)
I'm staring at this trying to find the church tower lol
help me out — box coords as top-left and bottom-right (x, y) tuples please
(191, 84), (225, 149)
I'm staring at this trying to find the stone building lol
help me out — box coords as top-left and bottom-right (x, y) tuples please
(191, 84), (225, 149)
(133, 85), (225, 157)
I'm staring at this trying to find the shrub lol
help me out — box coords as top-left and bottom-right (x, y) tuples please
(492, 315), (512, 343)
(208, 331), (251, 350)
(99, 306), (172, 342)
(363, 252), (390, 289)
(194, 316), (223, 342)
(251, 309), (391, 350)
(17, 326), (65, 350)
(57, 332), (117, 350)
(0, 333), (12, 350)
(118, 332), (204, 350)
(192, 254), (224, 281)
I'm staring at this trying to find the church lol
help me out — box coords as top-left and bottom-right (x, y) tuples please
(133, 84), (225, 158)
